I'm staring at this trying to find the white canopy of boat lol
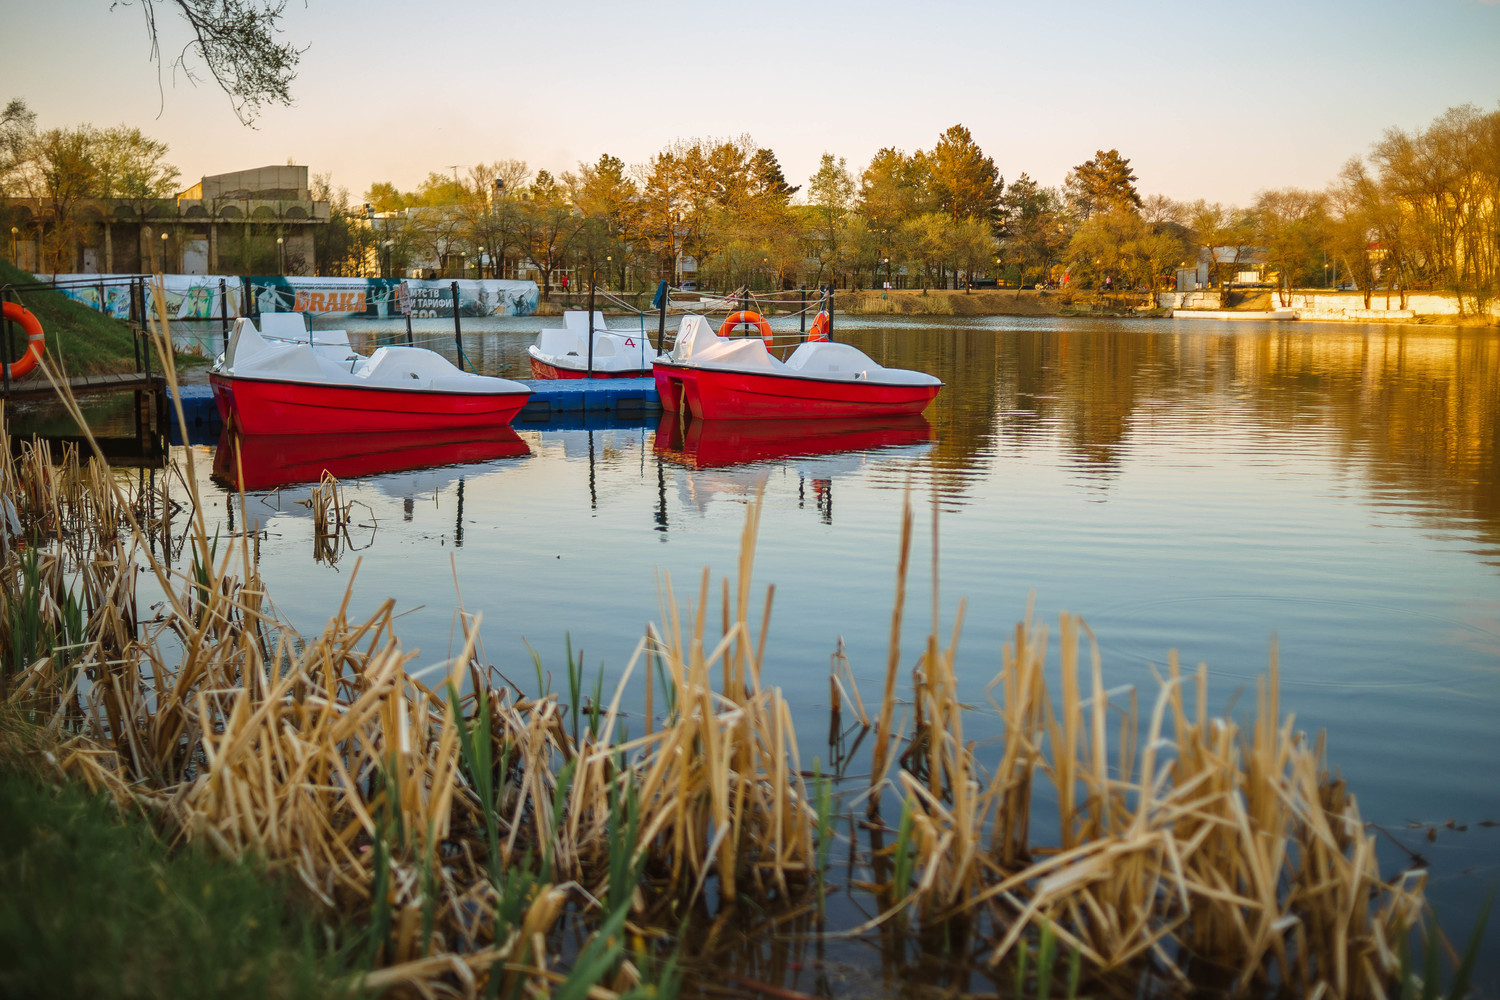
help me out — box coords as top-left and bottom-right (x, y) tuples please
(216, 313), (527, 395)
(529, 310), (656, 373)
(664, 315), (941, 386)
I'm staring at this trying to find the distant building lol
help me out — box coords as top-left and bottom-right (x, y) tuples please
(4, 164), (330, 275)
(1176, 246), (1269, 290)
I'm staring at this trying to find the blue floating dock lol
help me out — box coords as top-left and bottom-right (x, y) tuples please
(167, 379), (659, 437)
(516, 378), (660, 420)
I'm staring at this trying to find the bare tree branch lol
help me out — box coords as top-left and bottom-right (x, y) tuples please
(113, 0), (303, 126)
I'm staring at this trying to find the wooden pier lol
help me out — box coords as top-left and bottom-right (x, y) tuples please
(1, 372), (171, 458)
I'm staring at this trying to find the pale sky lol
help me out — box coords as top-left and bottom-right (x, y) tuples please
(8, 0), (1499, 206)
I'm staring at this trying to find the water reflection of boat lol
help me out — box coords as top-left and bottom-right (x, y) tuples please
(210, 314), (531, 434)
(653, 315), (942, 420)
(528, 311), (656, 379)
(653, 411), (934, 469)
(213, 425), (530, 491)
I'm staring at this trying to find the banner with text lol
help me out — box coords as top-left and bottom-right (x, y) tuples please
(398, 279), (538, 318)
(248, 277), (401, 318)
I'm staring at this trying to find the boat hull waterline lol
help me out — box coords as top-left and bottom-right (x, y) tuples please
(210, 375), (530, 435)
(653, 362), (941, 420)
(528, 356), (650, 380)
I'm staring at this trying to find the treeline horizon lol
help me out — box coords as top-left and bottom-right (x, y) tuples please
(3, 99), (1497, 310)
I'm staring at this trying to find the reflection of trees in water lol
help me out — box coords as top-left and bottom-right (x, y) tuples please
(842, 323), (1500, 555)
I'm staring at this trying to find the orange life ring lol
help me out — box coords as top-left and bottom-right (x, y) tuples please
(807, 310), (830, 342)
(719, 310), (774, 349)
(1, 301), (45, 380)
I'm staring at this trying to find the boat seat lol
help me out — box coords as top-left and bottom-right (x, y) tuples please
(563, 311), (610, 335)
(784, 342), (874, 377)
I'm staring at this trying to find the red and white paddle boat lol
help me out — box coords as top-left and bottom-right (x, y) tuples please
(652, 313), (942, 420)
(209, 313), (531, 435)
(528, 310), (655, 379)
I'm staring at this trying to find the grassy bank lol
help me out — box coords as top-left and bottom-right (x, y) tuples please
(0, 742), (356, 1000)
(842, 288), (1063, 317)
(0, 259), (146, 376)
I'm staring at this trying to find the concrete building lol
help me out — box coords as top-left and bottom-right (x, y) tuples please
(4, 165), (330, 275)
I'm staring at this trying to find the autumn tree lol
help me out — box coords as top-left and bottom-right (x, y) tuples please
(636, 148), (684, 281)
(999, 173), (1068, 289)
(806, 153), (856, 286)
(0, 99), (35, 193)
(1065, 149), (1142, 221)
(515, 169), (584, 299)
(1186, 200), (1254, 287)
(25, 126), (102, 272)
(1366, 104), (1500, 313)
(925, 124), (1003, 224)
(568, 153), (639, 289)
(1251, 188), (1327, 305)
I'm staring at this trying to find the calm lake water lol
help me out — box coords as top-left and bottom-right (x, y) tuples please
(152, 313), (1500, 986)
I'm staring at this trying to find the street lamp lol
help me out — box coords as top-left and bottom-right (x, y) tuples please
(883, 256), (891, 289)
(606, 255), (612, 291)
(8, 226), (16, 261)
(672, 212), (682, 286)
(161, 231), (169, 273)
(276, 236), (285, 275)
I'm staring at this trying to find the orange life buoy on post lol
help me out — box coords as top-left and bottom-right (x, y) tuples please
(1, 301), (45, 380)
(807, 310), (830, 342)
(718, 310), (774, 349)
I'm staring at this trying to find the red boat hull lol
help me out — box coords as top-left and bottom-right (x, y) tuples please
(653, 362), (940, 420)
(210, 374), (530, 435)
(529, 357), (649, 380)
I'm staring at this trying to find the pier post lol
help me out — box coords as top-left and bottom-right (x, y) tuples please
(587, 267), (596, 376)
(799, 287), (806, 336)
(654, 280), (668, 354)
(219, 278), (229, 357)
(826, 286), (835, 342)
(404, 310), (414, 346)
(2, 288), (12, 394)
(450, 281), (464, 371)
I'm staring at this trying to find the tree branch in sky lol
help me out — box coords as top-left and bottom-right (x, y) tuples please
(115, 0), (302, 126)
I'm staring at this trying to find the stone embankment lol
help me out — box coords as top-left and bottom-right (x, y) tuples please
(1159, 289), (1498, 324)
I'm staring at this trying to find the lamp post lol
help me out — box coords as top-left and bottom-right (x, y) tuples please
(9, 226), (16, 262)
(672, 211), (682, 286)
(883, 256), (891, 289)
(160, 231), (169, 273)
(491, 179), (505, 279)
(276, 236), (285, 275)
(605, 255), (612, 291)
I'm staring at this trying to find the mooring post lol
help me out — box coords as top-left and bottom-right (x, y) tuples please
(826, 285), (835, 342)
(130, 281), (141, 372)
(587, 267), (596, 376)
(799, 286), (806, 336)
(654, 280), (668, 354)
(2, 288), (12, 395)
(404, 310), (414, 346)
(219, 278), (229, 357)
(450, 280), (464, 371)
